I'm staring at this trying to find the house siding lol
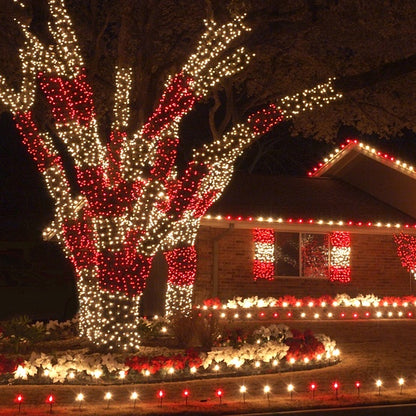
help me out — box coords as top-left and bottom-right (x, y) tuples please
(193, 225), (412, 304)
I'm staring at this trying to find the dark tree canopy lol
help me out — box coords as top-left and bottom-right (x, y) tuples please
(1, 0), (416, 145)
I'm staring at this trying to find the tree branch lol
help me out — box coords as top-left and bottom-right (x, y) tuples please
(208, 88), (221, 142)
(335, 52), (416, 94)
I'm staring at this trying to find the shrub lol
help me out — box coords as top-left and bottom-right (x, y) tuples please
(169, 315), (196, 348)
(194, 314), (220, 351)
(1, 316), (45, 352)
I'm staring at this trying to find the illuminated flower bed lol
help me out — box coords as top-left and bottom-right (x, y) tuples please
(2, 324), (338, 385)
(198, 293), (416, 320)
(202, 325), (339, 373)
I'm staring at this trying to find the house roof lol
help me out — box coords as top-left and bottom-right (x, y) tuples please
(309, 139), (416, 219)
(203, 139), (416, 234)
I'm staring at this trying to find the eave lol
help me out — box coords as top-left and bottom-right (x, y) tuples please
(201, 215), (416, 235)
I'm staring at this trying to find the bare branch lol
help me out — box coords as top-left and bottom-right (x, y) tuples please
(208, 89), (221, 142)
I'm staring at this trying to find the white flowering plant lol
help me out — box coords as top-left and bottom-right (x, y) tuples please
(209, 293), (416, 310)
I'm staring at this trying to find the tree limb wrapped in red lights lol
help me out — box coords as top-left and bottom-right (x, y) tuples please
(0, 0), (342, 350)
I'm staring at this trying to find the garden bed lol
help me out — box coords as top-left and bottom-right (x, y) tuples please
(0, 315), (339, 386)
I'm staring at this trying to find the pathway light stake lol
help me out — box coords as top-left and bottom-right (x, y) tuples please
(46, 394), (55, 414)
(15, 394), (23, 413)
(104, 392), (112, 409)
(287, 384), (294, 400)
(309, 382), (317, 399)
(130, 392), (138, 409)
(183, 389), (190, 406)
(376, 379), (382, 396)
(216, 388), (223, 405)
(158, 390), (165, 407)
(355, 381), (361, 396)
(264, 385), (271, 406)
(76, 393), (84, 410)
(399, 378), (405, 394)
(333, 381), (339, 400)
(240, 385), (247, 403)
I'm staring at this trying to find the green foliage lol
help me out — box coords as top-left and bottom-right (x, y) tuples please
(0, 315), (45, 352)
(169, 315), (196, 348)
(193, 314), (220, 351)
(136, 318), (167, 340)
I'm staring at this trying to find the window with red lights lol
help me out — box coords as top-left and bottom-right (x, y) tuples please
(274, 231), (350, 282)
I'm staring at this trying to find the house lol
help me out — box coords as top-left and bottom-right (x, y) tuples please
(193, 139), (416, 304)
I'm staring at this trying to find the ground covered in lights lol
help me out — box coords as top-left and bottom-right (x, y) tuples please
(1, 320), (416, 415)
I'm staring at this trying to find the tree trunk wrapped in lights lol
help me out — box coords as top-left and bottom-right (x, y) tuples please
(0, 0), (341, 350)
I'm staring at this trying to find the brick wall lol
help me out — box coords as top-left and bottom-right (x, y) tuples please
(193, 226), (413, 304)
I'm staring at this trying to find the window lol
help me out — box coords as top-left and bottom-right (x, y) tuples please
(252, 230), (351, 282)
(275, 231), (350, 281)
(301, 233), (329, 279)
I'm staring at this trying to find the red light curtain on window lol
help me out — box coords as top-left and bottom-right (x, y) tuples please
(253, 229), (275, 280)
(329, 232), (351, 283)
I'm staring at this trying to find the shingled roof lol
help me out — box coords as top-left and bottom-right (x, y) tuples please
(205, 139), (416, 231)
(208, 173), (416, 225)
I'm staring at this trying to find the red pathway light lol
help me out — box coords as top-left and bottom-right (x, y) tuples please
(332, 381), (340, 399)
(15, 394), (23, 413)
(355, 381), (361, 396)
(215, 388), (223, 405)
(158, 389), (165, 407)
(183, 389), (190, 406)
(309, 382), (317, 399)
(46, 394), (55, 414)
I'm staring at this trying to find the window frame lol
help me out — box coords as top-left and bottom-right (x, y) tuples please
(274, 231), (331, 279)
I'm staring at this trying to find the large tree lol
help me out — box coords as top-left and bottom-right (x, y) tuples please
(1, 0), (416, 350)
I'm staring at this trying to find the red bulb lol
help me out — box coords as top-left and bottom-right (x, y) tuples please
(47, 394), (55, 403)
(16, 394), (23, 403)
(216, 389), (223, 397)
(355, 381), (361, 388)
(158, 390), (165, 398)
(310, 383), (317, 390)
(333, 382), (339, 390)
(183, 389), (190, 397)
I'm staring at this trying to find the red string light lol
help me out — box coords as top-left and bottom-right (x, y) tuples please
(96, 250), (153, 296)
(142, 73), (197, 141)
(394, 233), (416, 272)
(14, 112), (64, 173)
(247, 103), (284, 135)
(253, 229), (275, 280)
(46, 394), (55, 404)
(164, 246), (197, 286)
(38, 69), (95, 125)
(329, 232), (351, 283)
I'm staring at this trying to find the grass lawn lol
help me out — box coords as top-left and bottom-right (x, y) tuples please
(1, 319), (416, 415)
